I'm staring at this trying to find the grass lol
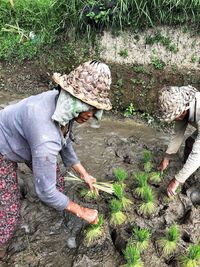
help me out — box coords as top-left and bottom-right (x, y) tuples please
(180, 244), (200, 267)
(130, 227), (151, 251)
(85, 214), (104, 243)
(159, 224), (180, 256)
(1, 0), (200, 61)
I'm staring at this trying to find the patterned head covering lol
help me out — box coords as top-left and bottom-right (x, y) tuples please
(158, 85), (198, 122)
(52, 60), (112, 110)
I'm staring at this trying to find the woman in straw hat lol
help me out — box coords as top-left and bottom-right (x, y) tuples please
(0, 60), (112, 259)
(157, 85), (200, 197)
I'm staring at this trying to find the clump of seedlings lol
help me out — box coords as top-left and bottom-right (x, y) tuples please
(85, 214), (104, 244)
(134, 171), (148, 197)
(122, 245), (144, 267)
(149, 171), (162, 183)
(113, 182), (132, 209)
(180, 244), (200, 267)
(113, 167), (128, 187)
(159, 224), (180, 256)
(139, 186), (155, 215)
(110, 198), (127, 225)
(80, 188), (99, 201)
(143, 149), (153, 173)
(129, 227), (151, 251)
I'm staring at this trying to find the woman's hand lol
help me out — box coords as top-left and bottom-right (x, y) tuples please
(66, 200), (98, 224)
(81, 173), (96, 191)
(167, 178), (180, 197)
(158, 157), (170, 172)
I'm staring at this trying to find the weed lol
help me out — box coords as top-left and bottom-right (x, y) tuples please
(118, 48), (129, 58)
(113, 182), (132, 209)
(110, 198), (127, 225)
(159, 224), (180, 256)
(141, 112), (155, 126)
(151, 56), (165, 70)
(171, 64), (177, 72)
(85, 214), (104, 243)
(130, 227), (151, 251)
(124, 103), (136, 118)
(180, 244), (200, 267)
(113, 167), (128, 184)
(139, 186), (154, 215)
(122, 245), (144, 267)
(191, 54), (198, 63)
(133, 65), (150, 75)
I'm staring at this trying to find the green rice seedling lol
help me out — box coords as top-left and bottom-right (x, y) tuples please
(139, 186), (154, 215)
(134, 172), (148, 197)
(110, 198), (127, 226)
(159, 224), (180, 256)
(149, 171), (162, 183)
(113, 182), (132, 209)
(122, 245), (144, 267)
(130, 227), (151, 251)
(85, 214), (104, 244)
(143, 149), (153, 172)
(180, 244), (200, 267)
(80, 188), (99, 201)
(113, 167), (128, 184)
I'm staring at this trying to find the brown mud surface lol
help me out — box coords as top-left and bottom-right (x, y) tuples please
(0, 61), (200, 267)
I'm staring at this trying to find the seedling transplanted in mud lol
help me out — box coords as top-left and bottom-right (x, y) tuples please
(80, 188), (99, 201)
(85, 214), (104, 244)
(113, 167), (128, 186)
(180, 244), (200, 267)
(113, 182), (132, 209)
(122, 245), (144, 267)
(129, 227), (151, 251)
(143, 150), (153, 173)
(159, 224), (180, 256)
(139, 186), (155, 215)
(134, 172), (148, 197)
(149, 171), (162, 183)
(110, 198), (127, 225)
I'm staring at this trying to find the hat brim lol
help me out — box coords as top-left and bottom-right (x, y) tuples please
(53, 73), (112, 111)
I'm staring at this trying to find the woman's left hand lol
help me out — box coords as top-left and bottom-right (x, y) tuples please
(81, 173), (96, 191)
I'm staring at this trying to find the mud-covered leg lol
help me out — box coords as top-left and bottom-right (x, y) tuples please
(0, 154), (21, 259)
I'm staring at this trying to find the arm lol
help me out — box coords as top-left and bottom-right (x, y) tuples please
(175, 123), (200, 183)
(158, 120), (188, 171)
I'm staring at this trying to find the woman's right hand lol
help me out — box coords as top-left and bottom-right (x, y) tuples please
(66, 200), (98, 224)
(157, 157), (170, 172)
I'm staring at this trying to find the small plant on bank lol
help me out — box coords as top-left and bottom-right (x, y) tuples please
(118, 48), (129, 58)
(80, 188), (99, 201)
(151, 56), (165, 70)
(110, 198), (127, 225)
(143, 149), (153, 173)
(134, 172), (148, 197)
(139, 186), (155, 215)
(130, 227), (151, 251)
(159, 224), (180, 256)
(113, 167), (128, 185)
(122, 245), (144, 267)
(85, 214), (104, 244)
(149, 171), (162, 183)
(113, 182), (132, 209)
(180, 244), (200, 267)
(124, 103), (136, 118)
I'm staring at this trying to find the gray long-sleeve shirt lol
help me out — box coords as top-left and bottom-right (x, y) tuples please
(165, 92), (200, 183)
(0, 90), (79, 210)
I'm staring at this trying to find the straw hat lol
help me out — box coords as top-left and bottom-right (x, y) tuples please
(158, 85), (198, 122)
(52, 60), (112, 110)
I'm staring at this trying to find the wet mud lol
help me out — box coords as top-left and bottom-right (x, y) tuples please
(0, 107), (199, 266)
